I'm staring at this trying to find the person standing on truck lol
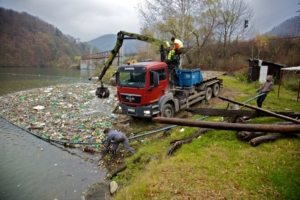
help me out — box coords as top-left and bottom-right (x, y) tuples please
(167, 37), (184, 85)
(102, 128), (135, 156)
(167, 37), (184, 64)
(256, 75), (273, 108)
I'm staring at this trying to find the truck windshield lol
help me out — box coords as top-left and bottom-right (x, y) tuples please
(119, 71), (146, 88)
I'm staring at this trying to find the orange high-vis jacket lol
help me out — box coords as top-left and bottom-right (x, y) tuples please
(172, 39), (183, 50)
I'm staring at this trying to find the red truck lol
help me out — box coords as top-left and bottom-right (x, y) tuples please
(95, 31), (223, 118)
(115, 61), (222, 118)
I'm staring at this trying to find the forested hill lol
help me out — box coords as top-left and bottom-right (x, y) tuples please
(0, 8), (90, 68)
(267, 15), (300, 37)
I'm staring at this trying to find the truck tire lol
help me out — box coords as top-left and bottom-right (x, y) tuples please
(212, 83), (220, 97)
(161, 103), (174, 118)
(205, 87), (212, 101)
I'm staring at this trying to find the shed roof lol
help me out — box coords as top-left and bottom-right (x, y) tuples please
(281, 66), (300, 71)
(248, 59), (286, 68)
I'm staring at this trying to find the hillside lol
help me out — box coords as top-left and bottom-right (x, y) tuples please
(267, 15), (300, 37)
(88, 33), (147, 55)
(0, 8), (90, 68)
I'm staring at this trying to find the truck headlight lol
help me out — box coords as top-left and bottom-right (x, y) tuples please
(144, 110), (151, 116)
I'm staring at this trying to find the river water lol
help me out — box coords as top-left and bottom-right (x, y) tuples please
(0, 67), (95, 96)
(0, 67), (108, 199)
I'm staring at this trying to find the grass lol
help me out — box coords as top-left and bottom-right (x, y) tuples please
(113, 75), (300, 200)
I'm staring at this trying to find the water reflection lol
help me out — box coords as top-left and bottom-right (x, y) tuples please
(0, 67), (96, 96)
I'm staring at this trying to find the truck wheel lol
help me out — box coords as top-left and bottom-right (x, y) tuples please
(212, 83), (220, 97)
(205, 87), (212, 101)
(161, 103), (174, 118)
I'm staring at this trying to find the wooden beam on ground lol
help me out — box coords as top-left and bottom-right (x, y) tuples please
(153, 117), (300, 133)
(218, 96), (300, 124)
(186, 108), (300, 118)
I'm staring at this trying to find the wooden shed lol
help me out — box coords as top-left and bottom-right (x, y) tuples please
(277, 66), (300, 101)
(248, 59), (285, 83)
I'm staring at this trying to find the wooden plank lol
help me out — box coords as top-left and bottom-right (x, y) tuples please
(218, 96), (300, 124)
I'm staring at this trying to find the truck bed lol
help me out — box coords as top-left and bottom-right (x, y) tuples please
(201, 71), (226, 82)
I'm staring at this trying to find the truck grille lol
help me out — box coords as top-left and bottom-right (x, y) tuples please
(121, 94), (141, 104)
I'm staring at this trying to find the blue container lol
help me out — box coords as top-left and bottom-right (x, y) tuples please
(175, 69), (203, 87)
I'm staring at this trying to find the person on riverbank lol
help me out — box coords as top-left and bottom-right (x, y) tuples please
(102, 128), (135, 156)
(256, 75), (273, 108)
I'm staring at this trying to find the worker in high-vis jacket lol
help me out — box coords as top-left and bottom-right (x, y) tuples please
(167, 37), (184, 61)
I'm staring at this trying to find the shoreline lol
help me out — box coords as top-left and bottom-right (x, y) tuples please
(0, 82), (136, 198)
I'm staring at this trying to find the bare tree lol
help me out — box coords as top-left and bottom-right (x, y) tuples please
(192, 0), (220, 53)
(216, 0), (252, 59)
(138, 0), (197, 42)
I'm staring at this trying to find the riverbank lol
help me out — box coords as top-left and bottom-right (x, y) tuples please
(111, 76), (300, 200)
(0, 113), (108, 200)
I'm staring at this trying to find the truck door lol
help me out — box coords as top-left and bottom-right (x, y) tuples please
(148, 68), (168, 103)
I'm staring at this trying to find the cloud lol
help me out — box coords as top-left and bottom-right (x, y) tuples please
(1, 0), (299, 41)
(0, 0), (142, 41)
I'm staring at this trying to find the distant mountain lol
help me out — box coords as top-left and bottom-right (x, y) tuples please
(0, 7), (90, 68)
(88, 33), (147, 55)
(267, 16), (300, 37)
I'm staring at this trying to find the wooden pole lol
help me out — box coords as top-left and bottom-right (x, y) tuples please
(153, 117), (300, 133)
(297, 80), (300, 102)
(278, 70), (283, 98)
(218, 96), (300, 124)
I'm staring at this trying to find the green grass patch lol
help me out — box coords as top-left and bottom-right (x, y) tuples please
(113, 75), (300, 200)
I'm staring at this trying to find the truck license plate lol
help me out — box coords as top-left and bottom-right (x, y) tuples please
(128, 108), (135, 112)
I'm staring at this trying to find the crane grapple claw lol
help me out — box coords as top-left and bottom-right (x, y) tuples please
(96, 86), (110, 98)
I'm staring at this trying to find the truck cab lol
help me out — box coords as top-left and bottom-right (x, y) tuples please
(116, 61), (170, 118)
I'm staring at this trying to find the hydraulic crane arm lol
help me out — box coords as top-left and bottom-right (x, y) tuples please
(97, 30), (168, 82)
(96, 31), (169, 98)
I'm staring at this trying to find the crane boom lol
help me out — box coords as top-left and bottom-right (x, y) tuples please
(97, 31), (168, 82)
(95, 31), (169, 98)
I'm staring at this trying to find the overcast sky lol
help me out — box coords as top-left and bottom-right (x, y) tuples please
(0, 0), (299, 41)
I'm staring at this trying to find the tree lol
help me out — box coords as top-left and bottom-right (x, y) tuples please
(216, 0), (252, 59)
(138, 0), (197, 43)
(254, 34), (269, 59)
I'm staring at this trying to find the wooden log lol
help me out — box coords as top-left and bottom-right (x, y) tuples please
(153, 117), (300, 133)
(186, 108), (300, 118)
(249, 134), (283, 146)
(167, 128), (210, 156)
(236, 131), (266, 141)
(218, 96), (300, 124)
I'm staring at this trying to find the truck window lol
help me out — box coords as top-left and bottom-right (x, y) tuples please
(119, 71), (146, 88)
(150, 69), (166, 85)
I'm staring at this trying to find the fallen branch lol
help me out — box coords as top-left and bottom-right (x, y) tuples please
(167, 128), (210, 156)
